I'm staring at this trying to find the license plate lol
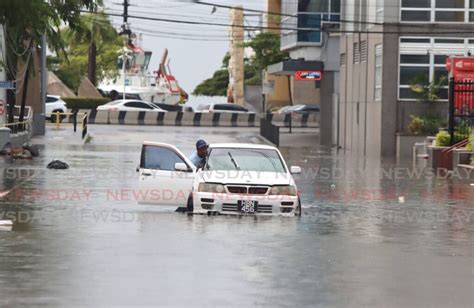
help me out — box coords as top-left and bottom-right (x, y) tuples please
(238, 200), (258, 214)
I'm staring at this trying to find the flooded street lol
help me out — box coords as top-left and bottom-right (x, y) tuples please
(0, 126), (473, 307)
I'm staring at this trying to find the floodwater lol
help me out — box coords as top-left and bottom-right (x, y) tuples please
(0, 126), (472, 307)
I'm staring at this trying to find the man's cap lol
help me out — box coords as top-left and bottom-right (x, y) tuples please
(196, 139), (209, 149)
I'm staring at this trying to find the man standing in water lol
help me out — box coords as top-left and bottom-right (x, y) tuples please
(189, 139), (208, 169)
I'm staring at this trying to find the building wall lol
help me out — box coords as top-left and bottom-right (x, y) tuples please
(340, 0), (474, 157)
(339, 29), (384, 157)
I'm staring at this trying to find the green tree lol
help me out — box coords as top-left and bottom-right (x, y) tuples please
(243, 32), (289, 73)
(193, 32), (288, 96)
(0, 0), (101, 123)
(409, 73), (448, 103)
(63, 12), (119, 86)
(49, 13), (122, 90)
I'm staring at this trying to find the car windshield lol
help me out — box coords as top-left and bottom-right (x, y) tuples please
(105, 100), (125, 106)
(206, 148), (286, 173)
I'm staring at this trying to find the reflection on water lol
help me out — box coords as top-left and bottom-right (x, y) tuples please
(0, 139), (473, 307)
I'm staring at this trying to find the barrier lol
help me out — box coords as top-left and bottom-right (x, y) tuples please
(90, 109), (109, 124)
(82, 112), (88, 140)
(69, 110), (317, 127)
(266, 113), (319, 128)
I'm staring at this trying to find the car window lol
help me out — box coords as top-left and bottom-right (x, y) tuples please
(152, 103), (182, 112)
(46, 96), (58, 103)
(141, 145), (188, 171)
(213, 104), (232, 111)
(305, 106), (320, 112)
(206, 148), (286, 173)
(124, 102), (154, 109)
(105, 100), (125, 106)
(214, 104), (247, 111)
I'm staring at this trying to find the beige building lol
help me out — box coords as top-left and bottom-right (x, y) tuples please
(266, 0), (341, 146)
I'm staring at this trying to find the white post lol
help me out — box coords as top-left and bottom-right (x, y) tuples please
(123, 49), (127, 101)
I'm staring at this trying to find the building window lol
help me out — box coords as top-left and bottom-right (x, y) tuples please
(401, 0), (474, 22)
(375, 44), (383, 101)
(360, 41), (368, 62)
(341, 53), (346, 65)
(376, 0), (384, 22)
(397, 37), (474, 100)
(353, 42), (360, 64)
(281, 0), (341, 49)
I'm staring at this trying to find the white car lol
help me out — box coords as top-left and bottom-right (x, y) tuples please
(97, 99), (167, 112)
(46, 95), (68, 122)
(195, 103), (254, 114)
(137, 142), (302, 216)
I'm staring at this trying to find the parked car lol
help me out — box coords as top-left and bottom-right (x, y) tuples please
(291, 104), (320, 114)
(137, 142), (302, 216)
(151, 103), (185, 112)
(275, 104), (320, 114)
(97, 99), (167, 112)
(196, 103), (253, 113)
(46, 95), (68, 123)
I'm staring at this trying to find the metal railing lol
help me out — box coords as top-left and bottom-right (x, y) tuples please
(260, 118), (280, 147)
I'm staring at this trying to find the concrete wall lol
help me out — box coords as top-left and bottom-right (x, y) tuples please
(320, 71), (335, 146)
(339, 30), (384, 157)
(397, 101), (448, 133)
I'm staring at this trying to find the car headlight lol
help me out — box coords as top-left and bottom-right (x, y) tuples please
(198, 183), (225, 193)
(270, 185), (297, 196)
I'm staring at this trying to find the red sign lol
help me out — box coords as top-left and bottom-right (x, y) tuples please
(295, 71), (322, 81)
(446, 57), (474, 109)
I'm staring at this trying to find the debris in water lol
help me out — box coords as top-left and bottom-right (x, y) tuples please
(0, 220), (13, 226)
(47, 160), (69, 169)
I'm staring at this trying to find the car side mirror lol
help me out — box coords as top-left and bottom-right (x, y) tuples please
(175, 162), (190, 172)
(290, 166), (302, 174)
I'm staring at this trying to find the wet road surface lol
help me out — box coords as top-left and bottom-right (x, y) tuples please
(0, 125), (473, 307)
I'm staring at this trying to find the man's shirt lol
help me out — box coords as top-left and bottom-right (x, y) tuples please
(190, 151), (206, 168)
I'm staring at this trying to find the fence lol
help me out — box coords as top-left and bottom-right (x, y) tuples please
(260, 118), (280, 146)
(448, 78), (474, 145)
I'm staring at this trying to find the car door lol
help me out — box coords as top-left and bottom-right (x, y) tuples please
(138, 142), (196, 206)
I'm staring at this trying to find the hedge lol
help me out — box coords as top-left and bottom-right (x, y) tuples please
(63, 97), (111, 110)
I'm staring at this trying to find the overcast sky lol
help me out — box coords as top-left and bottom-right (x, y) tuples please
(102, 0), (265, 95)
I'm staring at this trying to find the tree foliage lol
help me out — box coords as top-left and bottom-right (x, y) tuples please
(48, 13), (122, 90)
(0, 0), (102, 121)
(409, 73), (448, 103)
(193, 32), (288, 96)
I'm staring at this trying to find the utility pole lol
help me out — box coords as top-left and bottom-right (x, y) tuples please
(119, 0), (132, 42)
(228, 6), (245, 106)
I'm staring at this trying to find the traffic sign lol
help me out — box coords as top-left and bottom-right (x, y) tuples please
(262, 80), (275, 95)
(295, 71), (322, 81)
(0, 81), (15, 89)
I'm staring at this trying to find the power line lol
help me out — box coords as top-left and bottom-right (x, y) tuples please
(87, 10), (474, 36)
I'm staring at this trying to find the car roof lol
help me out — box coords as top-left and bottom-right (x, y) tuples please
(209, 143), (277, 150)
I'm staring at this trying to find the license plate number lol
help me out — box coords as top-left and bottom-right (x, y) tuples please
(238, 200), (258, 214)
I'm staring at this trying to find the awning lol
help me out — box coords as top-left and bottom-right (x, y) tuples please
(267, 59), (324, 76)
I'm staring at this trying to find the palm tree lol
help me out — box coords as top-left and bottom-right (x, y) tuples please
(63, 12), (117, 86)
(0, 0), (101, 123)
